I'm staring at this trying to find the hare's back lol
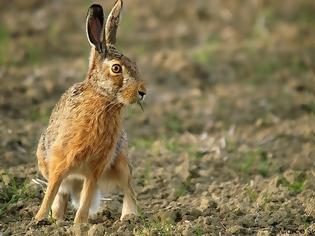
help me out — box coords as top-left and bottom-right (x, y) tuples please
(38, 82), (87, 159)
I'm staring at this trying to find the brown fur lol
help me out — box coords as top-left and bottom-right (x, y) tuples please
(35, 1), (145, 224)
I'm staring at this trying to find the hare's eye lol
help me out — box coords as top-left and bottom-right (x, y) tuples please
(111, 64), (122, 74)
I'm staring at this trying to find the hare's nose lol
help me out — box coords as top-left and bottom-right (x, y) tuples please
(138, 90), (146, 101)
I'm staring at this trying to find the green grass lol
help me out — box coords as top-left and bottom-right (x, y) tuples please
(30, 107), (51, 123)
(239, 149), (270, 177)
(226, 137), (238, 153)
(301, 101), (315, 115)
(174, 181), (189, 198)
(131, 138), (155, 150)
(135, 214), (174, 236)
(193, 30), (312, 87)
(277, 173), (306, 194)
(165, 140), (183, 154)
(164, 112), (184, 133)
(294, 1), (315, 24)
(0, 25), (10, 66)
(25, 43), (44, 65)
(257, 191), (272, 210)
(0, 174), (35, 217)
(193, 224), (204, 236)
(249, 53), (309, 82)
(132, 137), (200, 159)
(252, 7), (274, 40)
(137, 159), (153, 186)
(245, 185), (258, 202)
(164, 139), (202, 160)
(192, 39), (221, 65)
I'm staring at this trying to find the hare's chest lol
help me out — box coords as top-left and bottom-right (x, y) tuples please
(81, 119), (120, 153)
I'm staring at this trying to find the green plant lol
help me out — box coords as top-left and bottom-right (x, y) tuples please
(237, 148), (270, 177)
(245, 185), (258, 202)
(164, 112), (183, 133)
(131, 138), (155, 150)
(174, 181), (189, 198)
(301, 101), (315, 115)
(194, 224), (204, 236)
(134, 215), (174, 236)
(0, 25), (9, 66)
(277, 174), (306, 194)
(0, 174), (35, 217)
(137, 159), (153, 186)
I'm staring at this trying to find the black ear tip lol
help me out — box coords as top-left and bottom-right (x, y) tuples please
(89, 4), (102, 9)
(88, 4), (104, 14)
(113, 0), (123, 8)
(87, 4), (104, 24)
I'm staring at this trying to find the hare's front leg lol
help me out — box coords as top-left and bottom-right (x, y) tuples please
(35, 148), (69, 220)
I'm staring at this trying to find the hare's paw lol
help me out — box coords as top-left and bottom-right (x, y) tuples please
(120, 210), (138, 221)
(74, 213), (89, 224)
(27, 218), (50, 229)
(120, 213), (140, 226)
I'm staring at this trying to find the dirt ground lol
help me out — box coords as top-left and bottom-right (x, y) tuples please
(1, 0), (315, 235)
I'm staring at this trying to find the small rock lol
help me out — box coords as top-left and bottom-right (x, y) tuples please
(305, 224), (315, 236)
(257, 230), (270, 236)
(304, 198), (315, 216)
(117, 225), (132, 235)
(203, 216), (213, 225)
(157, 209), (182, 223)
(190, 208), (202, 218)
(72, 223), (90, 236)
(88, 224), (105, 236)
(182, 214), (195, 221)
(182, 227), (194, 236)
(227, 225), (244, 234)
(56, 220), (67, 227)
(194, 183), (208, 193)
(199, 196), (217, 211)
(3, 229), (12, 236)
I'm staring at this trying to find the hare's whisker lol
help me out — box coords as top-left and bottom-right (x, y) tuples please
(107, 103), (119, 114)
(103, 99), (117, 111)
(137, 100), (144, 111)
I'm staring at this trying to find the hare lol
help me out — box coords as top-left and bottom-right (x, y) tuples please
(34, 0), (146, 224)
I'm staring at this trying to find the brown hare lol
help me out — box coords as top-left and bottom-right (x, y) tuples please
(34, 0), (146, 224)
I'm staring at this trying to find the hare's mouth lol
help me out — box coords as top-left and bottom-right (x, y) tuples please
(116, 94), (144, 112)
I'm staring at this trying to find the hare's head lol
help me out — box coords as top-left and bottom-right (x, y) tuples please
(86, 1), (146, 105)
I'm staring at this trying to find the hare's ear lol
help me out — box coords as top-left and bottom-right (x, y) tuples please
(105, 0), (123, 45)
(86, 4), (105, 53)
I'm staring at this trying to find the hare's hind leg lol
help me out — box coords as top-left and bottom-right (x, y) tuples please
(51, 191), (69, 219)
(35, 146), (69, 221)
(105, 153), (137, 220)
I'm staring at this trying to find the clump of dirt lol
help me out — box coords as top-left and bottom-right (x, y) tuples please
(1, 0), (315, 235)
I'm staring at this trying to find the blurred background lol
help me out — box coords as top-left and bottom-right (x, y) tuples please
(0, 0), (315, 234)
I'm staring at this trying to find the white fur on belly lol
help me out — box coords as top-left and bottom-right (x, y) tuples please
(59, 176), (102, 215)
(70, 187), (101, 215)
